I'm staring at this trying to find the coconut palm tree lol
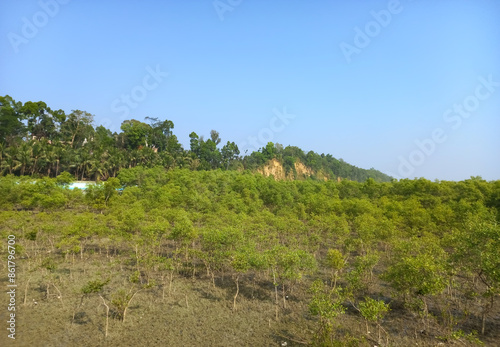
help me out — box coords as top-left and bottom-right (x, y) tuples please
(44, 144), (58, 177)
(53, 144), (66, 177)
(106, 148), (124, 177)
(17, 142), (32, 176)
(2, 146), (21, 174)
(30, 140), (45, 175)
(76, 148), (92, 180)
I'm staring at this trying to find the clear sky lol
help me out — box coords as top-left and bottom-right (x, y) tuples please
(1, 0), (499, 181)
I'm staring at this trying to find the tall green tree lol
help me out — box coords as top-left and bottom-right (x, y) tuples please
(60, 110), (94, 148)
(145, 117), (174, 152)
(120, 119), (152, 150)
(0, 95), (25, 145)
(221, 141), (240, 170)
(20, 101), (64, 140)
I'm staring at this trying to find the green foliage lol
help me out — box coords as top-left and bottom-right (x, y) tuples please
(359, 297), (390, 323)
(120, 119), (152, 149)
(0, 95), (394, 182)
(221, 141), (240, 170)
(325, 249), (346, 288)
(84, 183), (106, 210)
(0, 95), (25, 145)
(451, 215), (500, 288)
(267, 246), (316, 283)
(81, 278), (109, 294)
(41, 257), (57, 272)
(309, 279), (347, 346)
(345, 252), (379, 295)
(383, 237), (447, 298)
(169, 212), (197, 244)
(1, 160), (500, 345)
(442, 329), (484, 345)
(111, 289), (132, 320)
(325, 249), (345, 272)
(25, 230), (37, 241)
(104, 177), (121, 204)
(55, 171), (74, 185)
(129, 271), (141, 284)
(309, 279), (346, 319)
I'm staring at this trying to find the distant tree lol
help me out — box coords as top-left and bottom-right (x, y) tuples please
(199, 138), (222, 170)
(189, 132), (200, 157)
(120, 119), (152, 149)
(266, 245), (316, 317)
(221, 141), (240, 170)
(0, 95), (25, 145)
(60, 110), (94, 148)
(94, 125), (116, 148)
(145, 117), (174, 152)
(20, 101), (64, 140)
(230, 248), (251, 311)
(210, 130), (221, 145)
(262, 142), (275, 160)
(79, 278), (110, 337)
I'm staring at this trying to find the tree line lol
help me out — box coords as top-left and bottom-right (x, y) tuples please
(0, 95), (392, 182)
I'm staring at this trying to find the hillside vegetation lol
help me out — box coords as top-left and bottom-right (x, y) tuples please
(0, 95), (392, 182)
(0, 169), (499, 346)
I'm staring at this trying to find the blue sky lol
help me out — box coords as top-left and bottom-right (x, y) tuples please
(1, 0), (499, 181)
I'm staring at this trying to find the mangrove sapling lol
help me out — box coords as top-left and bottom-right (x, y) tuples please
(168, 209), (198, 263)
(111, 287), (143, 323)
(76, 278), (109, 325)
(325, 248), (347, 289)
(358, 297), (390, 344)
(247, 251), (267, 299)
(398, 239), (449, 332)
(230, 250), (251, 311)
(158, 256), (175, 300)
(200, 227), (243, 290)
(266, 246), (316, 318)
(308, 279), (347, 346)
(449, 216), (500, 335)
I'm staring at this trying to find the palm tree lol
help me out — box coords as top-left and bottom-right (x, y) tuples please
(106, 148), (124, 177)
(88, 158), (103, 181)
(17, 142), (32, 176)
(70, 147), (83, 179)
(139, 147), (157, 167)
(160, 151), (175, 170)
(2, 146), (21, 175)
(127, 150), (138, 168)
(98, 150), (111, 180)
(54, 144), (68, 177)
(90, 148), (108, 181)
(79, 149), (93, 180)
(30, 140), (45, 175)
(44, 145), (57, 177)
(183, 156), (200, 171)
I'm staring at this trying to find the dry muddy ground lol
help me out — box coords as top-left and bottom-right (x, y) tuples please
(1, 253), (499, 347)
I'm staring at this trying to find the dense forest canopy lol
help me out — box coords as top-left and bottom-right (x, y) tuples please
(0, 95), (392, 182)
